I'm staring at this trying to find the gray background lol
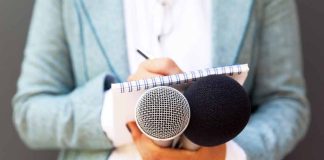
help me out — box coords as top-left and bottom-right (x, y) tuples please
(0, 0), (323, 159)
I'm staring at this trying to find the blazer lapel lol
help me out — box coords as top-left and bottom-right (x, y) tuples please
(78, 0), (129, 82)
(212, 0), (255, 67)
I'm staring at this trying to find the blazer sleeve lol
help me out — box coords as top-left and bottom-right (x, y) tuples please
(234, 0), (310, 159)
(12, 0), (113, 150)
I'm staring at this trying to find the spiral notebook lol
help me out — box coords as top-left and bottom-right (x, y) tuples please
(102, 64), (249, 148)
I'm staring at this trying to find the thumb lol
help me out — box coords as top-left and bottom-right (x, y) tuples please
(126, 121), (142, 141)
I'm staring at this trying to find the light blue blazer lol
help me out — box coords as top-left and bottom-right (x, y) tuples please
(13, 0), (310, 160)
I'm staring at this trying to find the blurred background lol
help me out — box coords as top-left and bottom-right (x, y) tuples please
(0, 0), (323, 159)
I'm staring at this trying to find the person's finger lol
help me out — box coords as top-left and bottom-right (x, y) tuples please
(140, 58), (183, 75)
(195, 145), (226, 160)
(126, 121), (142, 141)
(134, 135), (195, 160)
(153, 147), (195, 160)
(127, 123), (195, 160)
(128, 71), (162, 81)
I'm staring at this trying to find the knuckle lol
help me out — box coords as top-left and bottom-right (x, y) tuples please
(139, 60), (149, 68)
(127, 75), (133, 81)
(148, 153), (160, 160)
(132, 136), (139, 142)
(161, 58), (176, 68)
(188, 154), (195, 160)
(144, 157), (158, 160)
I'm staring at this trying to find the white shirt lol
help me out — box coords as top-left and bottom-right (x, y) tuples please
(125, 0), (212, 73)
(102, 0), (247, 159)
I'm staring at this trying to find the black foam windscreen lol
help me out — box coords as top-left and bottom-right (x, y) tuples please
(183, 75), (251, 147)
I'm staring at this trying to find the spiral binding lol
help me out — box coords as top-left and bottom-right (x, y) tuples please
(114, 64), (249, 93)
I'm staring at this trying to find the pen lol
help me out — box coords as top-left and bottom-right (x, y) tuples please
(137, 49), (150, 59)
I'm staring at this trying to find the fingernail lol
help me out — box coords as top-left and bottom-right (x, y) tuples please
(126, 123), (131, 133)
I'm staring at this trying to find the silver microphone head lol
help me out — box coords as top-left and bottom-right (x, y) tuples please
(135, 86), (190, 141)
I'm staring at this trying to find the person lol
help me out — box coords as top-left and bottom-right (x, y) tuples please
(12, 0), (310, 160)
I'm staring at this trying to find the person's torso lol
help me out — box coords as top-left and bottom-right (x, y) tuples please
(58, 0), (263, 159)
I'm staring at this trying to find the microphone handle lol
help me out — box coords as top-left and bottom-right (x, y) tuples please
(153, 139), (174, 148)
(151, 135), (182, 148)
(178, 135), (201, 151)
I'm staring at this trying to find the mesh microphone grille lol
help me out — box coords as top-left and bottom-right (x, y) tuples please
(136, 86), (190, 140)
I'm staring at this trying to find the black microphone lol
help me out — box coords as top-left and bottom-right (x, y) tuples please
(180, 75), (251, 150)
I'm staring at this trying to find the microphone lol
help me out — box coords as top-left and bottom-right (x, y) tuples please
(180, 75), (251, 150)
(135, 86), (190, 147)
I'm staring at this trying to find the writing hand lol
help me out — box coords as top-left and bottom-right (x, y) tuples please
(128, 58), (182, 81)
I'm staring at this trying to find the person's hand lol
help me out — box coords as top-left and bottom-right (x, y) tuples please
(128, 58), (183, 81)
(126, 121), (226, 160)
